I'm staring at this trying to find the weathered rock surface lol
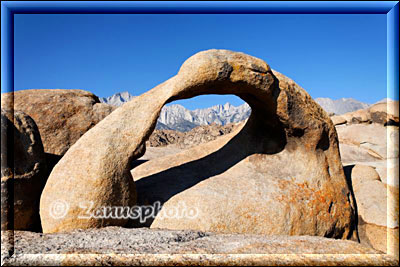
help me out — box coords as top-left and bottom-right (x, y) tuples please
(1, 89), (116, 156)
(3, 227), (398, 266)
(40, 50), (355, 237)
(1, 109), (47, 230)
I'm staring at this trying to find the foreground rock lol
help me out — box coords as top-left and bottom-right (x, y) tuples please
(353, 178), (399, 236)
(344, 164), (399, 255)
(1, 89), (115, 156)
(335, 100), (399, 256)
(357, 216), (399, 257)
(3, 227), (397, 266)
(359, 182), (399, 256)
(1, 109), (47, 230)
(40, 49), (355, 236)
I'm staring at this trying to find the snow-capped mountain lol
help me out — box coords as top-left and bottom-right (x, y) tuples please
(99, 91), (136, 106)
(314, 97), (370, 115)
(99, 91), (251, 131)
(100, 92), (372, 131)
(157, 103), (251, 131)
(191, 102), (251, 125)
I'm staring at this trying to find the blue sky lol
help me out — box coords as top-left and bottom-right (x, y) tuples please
(14, 14), (388, 109)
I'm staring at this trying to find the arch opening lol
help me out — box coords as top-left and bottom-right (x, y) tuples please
(130, 91), (287, 227)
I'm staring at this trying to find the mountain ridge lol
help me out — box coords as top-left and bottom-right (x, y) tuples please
(100, 92), (379, 131)
(314, 97), (371, 115)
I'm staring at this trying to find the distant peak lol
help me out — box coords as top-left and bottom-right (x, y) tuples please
(339, 97), (358, 102)
(117, 91), (133, 96)
(100, 91), (136, 106)
(314, 97), (370, 115)
(164, 104), (187, 110)
(224, 102), (232, 108)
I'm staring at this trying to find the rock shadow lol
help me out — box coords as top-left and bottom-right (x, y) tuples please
(130, 159), (149, 169)
(343, 164), (360, 242)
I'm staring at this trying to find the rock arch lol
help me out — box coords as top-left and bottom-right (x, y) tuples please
(40, 49), (355, 238)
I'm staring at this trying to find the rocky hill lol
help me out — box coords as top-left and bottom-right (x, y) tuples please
(147, 122), (241, 148)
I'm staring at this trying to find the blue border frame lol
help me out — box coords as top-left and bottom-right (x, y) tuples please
(1, 1), (399, 99)
(0, 1), (399, 263)
(387, 3), (399, 100)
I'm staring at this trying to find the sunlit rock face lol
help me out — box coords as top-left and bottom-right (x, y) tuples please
(1, 89), (116, 156)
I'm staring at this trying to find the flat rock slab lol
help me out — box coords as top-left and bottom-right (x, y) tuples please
(336, 124), (399, 161)
(2, 227), (398, 266)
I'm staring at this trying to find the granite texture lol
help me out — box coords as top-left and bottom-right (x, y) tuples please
(2, 227), (398, 266)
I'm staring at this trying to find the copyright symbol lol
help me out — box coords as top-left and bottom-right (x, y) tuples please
(49, 200), (69, 219)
